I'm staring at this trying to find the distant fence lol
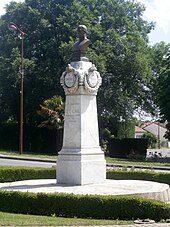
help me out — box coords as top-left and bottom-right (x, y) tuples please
(0, 123), (63, 154)
(108, 138), (147, 159)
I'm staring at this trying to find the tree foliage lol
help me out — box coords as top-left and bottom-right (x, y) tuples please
(37, 95), (64, 129)
(154, 44), (170, 139)
(117, 120), (135, 139)
(141, 132), (157, 148)
(0, 0), (155, 136)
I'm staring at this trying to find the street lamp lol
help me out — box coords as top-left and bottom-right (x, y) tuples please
(9, 22), (26, 155)
(158, 121), (160, 149)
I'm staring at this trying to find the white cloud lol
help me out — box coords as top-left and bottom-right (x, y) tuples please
(138, 0), (170, 34)
(0, 0), (24, 15)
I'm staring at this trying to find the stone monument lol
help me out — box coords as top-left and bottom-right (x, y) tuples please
(57, 25), (106, 185)
(1, 26), (170, 209)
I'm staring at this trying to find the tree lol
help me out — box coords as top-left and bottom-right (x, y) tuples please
(154, 46), (170, 139)
(37, 95), (64, 152)
(0, 0), (67, 124)
(37, 95), (64, 129)
(117, 120), (135, 139)
(0, 47), (35, 123)
(150, 42), (170, 116)
(141, 132), (157, 148)
(0, 0), (155, 136)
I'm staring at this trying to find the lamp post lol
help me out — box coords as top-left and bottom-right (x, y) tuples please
(9, 22), (26, 155)
(158, 121), (160, 149)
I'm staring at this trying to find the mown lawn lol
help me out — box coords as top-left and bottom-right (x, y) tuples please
(0, 212), (133, 226)
(0, 150), (57, 160)
(106, 157), (170, 167)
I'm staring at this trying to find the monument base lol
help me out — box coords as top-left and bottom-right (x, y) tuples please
(57, 148), (106, 185)
(1, 179), (170, 203)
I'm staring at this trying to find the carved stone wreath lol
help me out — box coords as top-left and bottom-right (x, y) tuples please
(84, 66), (102, 94)
(60, 63), (102, 94)
(60, 64), (79, 94)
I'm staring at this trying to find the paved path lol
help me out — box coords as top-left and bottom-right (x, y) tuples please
(1, 154), (170, 172)
(0, 157), (55, 168)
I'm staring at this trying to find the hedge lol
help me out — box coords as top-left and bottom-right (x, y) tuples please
(0, 190), (169, 221)
(1, 167), (170, 186)
(0, 167), (56, 183)
(0, 167), (170, 220)
(108, 138), (147, 158)
(107, 170), (170, 185)
(0, 123), (63, 153)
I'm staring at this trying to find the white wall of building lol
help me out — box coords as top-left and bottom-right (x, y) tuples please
(144, 123), (167, 142)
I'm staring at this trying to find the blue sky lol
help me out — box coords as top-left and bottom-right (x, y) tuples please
(138, 0), (170, 44)
(0, 0), (170, 45)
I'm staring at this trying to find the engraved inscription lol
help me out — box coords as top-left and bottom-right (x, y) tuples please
(88, 72), (98, 87)
(65, 103), (80, 116)
(65, 72), (75, 88)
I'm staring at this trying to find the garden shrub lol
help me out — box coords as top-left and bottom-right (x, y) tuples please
(108, 138), (147, 159)
(117, 120), (135, 139)
(106, 170), (170, 185)
(0, 190), (169, 221)
(0, 123), (63, 153)
(1, 167), (170, 185)
(141, 132), (157, 148)
(0, 167), (56, 182)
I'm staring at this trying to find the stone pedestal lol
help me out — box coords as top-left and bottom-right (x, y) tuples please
(57, 61), (106, 185)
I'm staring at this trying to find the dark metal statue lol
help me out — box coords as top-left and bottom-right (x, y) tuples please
(72, 25), (91, 62)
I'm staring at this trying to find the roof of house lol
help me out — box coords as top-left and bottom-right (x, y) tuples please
(135, 126), (146, 133)
(143, 122), (166, 129)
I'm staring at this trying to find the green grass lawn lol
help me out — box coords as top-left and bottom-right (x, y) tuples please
(0, 212), (133, 226)
(0, 149), (57, 160)
(106, 157), (170, 167)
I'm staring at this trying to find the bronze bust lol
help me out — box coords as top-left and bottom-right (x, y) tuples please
(72, 25), (91, 62)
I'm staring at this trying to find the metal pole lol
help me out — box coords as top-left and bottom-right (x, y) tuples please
(9, 22), (26, 155)
(158, 121), (160, 149)
(19, 32), (24, 155)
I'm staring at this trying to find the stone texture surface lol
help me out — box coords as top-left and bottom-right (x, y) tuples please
(62, 94), (100, 148)
(57, 61), (105, 185)
(1, 179), (169, 203)
(57, 151), (106, 185)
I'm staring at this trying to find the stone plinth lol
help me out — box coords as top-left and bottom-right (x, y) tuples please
(57, 61), (106, 185)
(1, 179), (170, 203)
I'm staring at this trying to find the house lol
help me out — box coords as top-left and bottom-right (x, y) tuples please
(143, 122), (167, 143)
(134, 122), (170, 147)
(135, 126), (146, 138)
